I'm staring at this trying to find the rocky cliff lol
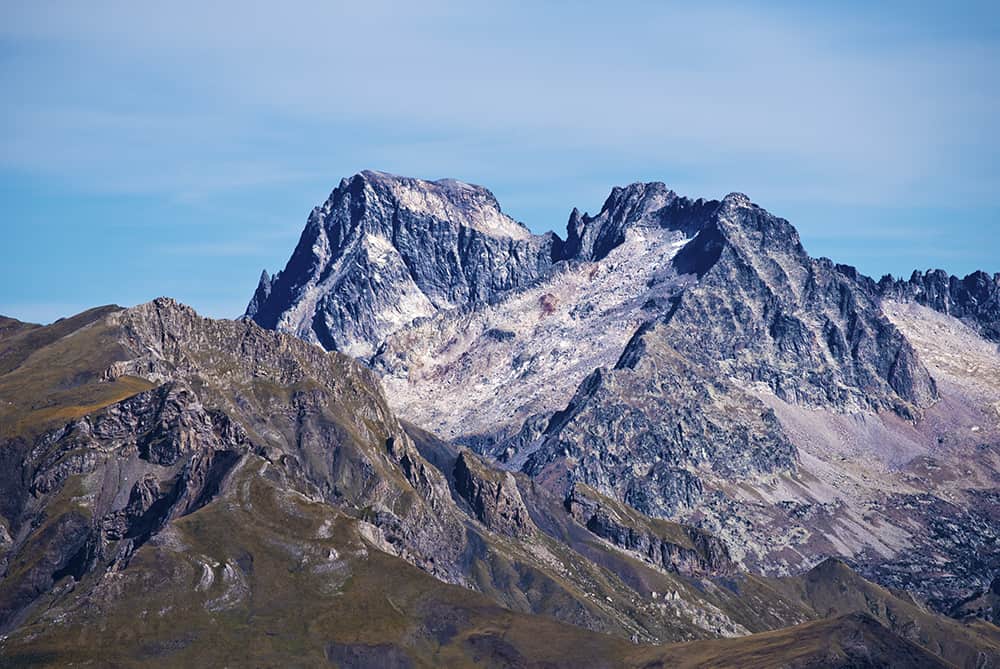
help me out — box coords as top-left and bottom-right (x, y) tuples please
(452, 450), (533, 537)
(564, 483), (735, 578)
(245, 171), (558, 357)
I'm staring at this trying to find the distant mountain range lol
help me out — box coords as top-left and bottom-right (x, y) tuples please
(1, 171), (998, 667)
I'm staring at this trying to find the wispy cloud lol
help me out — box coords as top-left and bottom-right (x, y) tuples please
(3, 2), (997, 207)
(1, 1), (997, 320)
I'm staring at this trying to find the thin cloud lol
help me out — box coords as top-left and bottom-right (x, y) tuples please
(1, 2), (997, 320)
(2, 2), (997, 207)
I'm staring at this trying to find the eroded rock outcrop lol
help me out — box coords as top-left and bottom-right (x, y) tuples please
(453, 450), (533, 537)
(877, 268), (1000, 342)
(565, 483), (734, 577)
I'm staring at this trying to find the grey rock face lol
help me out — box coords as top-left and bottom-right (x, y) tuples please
(246, 171), (558, 357)
(564, 483), (735, 577)
(524, 193), (935, 518)
(662, 194), (937, 415)
(876, 269), (1000, 342)
(524, 353), (796, 518)
(557, 182), (716, 261)
(452, 451), (533, 537)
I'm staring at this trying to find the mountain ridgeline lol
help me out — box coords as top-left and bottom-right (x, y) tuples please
(875, 268), (1000, 343)
(249, 172), (941, 412)
(248, 171), (937, 416)
(1, 170), (999, 667)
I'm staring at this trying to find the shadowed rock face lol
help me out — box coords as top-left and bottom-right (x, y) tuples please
(452, 450), (533, 538)
(245, 171), (559, 357)
(564, 483), (735, 578)
(0, 381), (250, 630)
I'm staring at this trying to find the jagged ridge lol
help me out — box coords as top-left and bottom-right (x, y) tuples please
(876, 268), (1000, 342)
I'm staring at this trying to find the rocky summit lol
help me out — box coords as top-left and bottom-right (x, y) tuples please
(245, 171), (558, 358)
(1, 172), (999, 668)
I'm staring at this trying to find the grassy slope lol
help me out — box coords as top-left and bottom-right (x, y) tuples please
(771, 558), (1000, 668)
(0, 458), (956, 669)
(1, 457), (645, 668)
(639, 612), (955, 669)
(1, 302), (996, 667)
(0, 308), (154, 439)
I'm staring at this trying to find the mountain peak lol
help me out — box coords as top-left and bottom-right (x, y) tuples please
(599, 181), (678, 220)
(246, 171), (555, 354)
(339, 169), (532, 241)
(604, 180), (674, 202)
(245, 270), (273, 320)
(721, 191), (753, 208)
(560, 181), (712, 261)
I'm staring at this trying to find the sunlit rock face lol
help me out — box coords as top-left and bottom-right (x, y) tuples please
(245, 170), (558, 358)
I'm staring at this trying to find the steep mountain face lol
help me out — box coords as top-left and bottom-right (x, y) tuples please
(656, 194), (937, 415)
(247, 171), (999, 623)
(522, 191), (938, 490)
(246, 170), (558, 357)
(9, 302), (996, 666)
(520, 193), (948, 573)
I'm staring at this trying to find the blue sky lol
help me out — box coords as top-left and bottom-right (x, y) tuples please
(2, 1), (998, 323)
